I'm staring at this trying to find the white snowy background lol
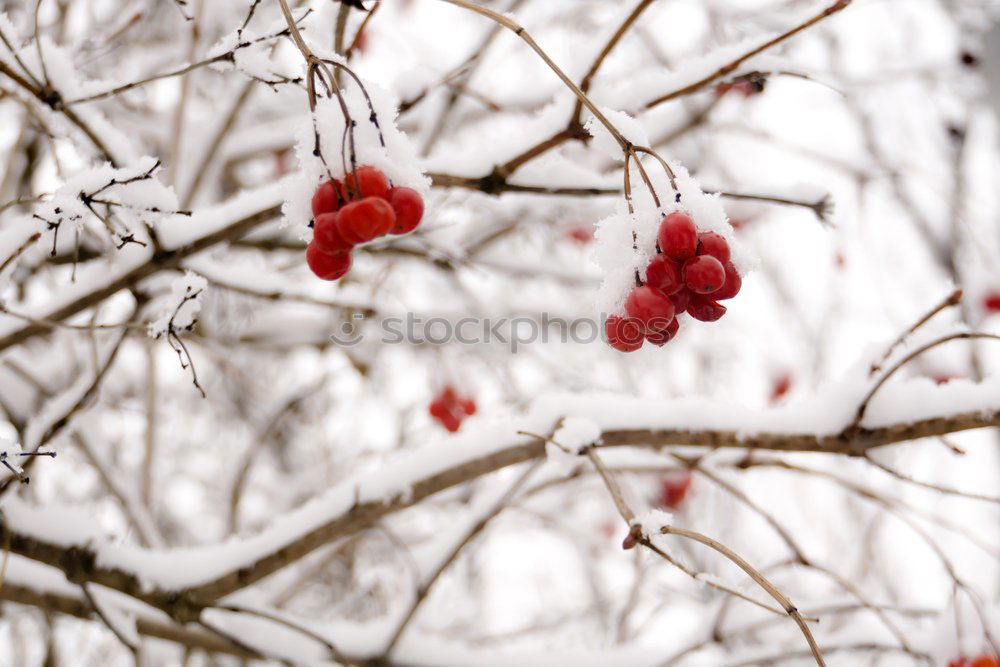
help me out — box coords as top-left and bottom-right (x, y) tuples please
(0, 0), (997, 665)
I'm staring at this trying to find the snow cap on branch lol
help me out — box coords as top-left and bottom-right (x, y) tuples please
(147, 271), (208, 338)
(283, 75), (430, 235)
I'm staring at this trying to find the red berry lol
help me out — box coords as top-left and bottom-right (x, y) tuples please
(460, 399), (476, 415)
(645, 317), (679, 346)
(984, 292), (1000, 312)
(313, 212), (354, 253)
(626, 286), (676, 332)
(312, 179), (343, 217)
(670, 288), (694, 313)
(770, 374), (792, 405)
(387, 187), (424, 235)
(682, 255), (726, 294)
(306, 243), (351, 281)
(567, 226), (594, 244)
(441, 414), (462, 432)
(658, 211), (698, 261)
(970, 657), (999, 667)
(687, 295), (726, 322)
(658, 474), (692, 509)
(429, 400), (448, 419)
(338, 197), (396, 244)
(697, 231), (731, 264)
(605, 315), (644, 352)
(342, 165), (389, 200)
(713, 261), (742, 300)
(645, 255), (684, 295)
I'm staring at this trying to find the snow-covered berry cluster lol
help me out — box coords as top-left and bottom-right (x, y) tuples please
(429, 386), (476, 433)
(606, 211), (741, 352)
(306, 165), (424, 281)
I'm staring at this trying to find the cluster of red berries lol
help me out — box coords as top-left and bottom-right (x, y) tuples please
(306, 165), (424, 281)
(657, 473), (693, 510)
(606, 211), (741, 352)
(949, 656), (999, 667)
(428, 386), (476, 433)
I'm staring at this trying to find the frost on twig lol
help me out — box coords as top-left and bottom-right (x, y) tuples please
(0, 439), (56, 485)
(30, 157), (185, 256)
(148, 272), (209, 398)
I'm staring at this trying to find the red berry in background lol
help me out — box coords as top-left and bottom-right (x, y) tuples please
(658, 473), (693, 509)
(387, 187), (424, 235)
(338, 196), (396, 243)
(305, 243), (351, 281)
(430, 385), (476, 432)
(658, 211), (698, 261)
(645, 255), (684, 295)
(713, 262), (742, 300)
(312, 179), (343, 217)
(983, 292), (1000, 312)
(687, 295), (726, 322)
(697, 231), (731, 264)
(441, 414), (462, 432)
(567, 225), (594, 244)
(952, 658), (1000, 667)
(342, 165), (390, 200)
(645, 317), (679, 346)
(770, 373), (792, 405)
(682, 255), (726, 294)
(605, 315), (644, 352)
(313, 212), (354, 253)
(626, 286), (676, 332)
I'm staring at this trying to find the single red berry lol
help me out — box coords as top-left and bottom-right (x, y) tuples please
(341, 165), (390, 200)
(983, 292), (1000, 312)
(626, 286), (676, 332)
(658, 211), (698, 261)
(441, 413), (462, 432)
(440, 386), (457, 404)
(337, 196), (396, 244)
(567, 226), (594, 244)
(313, 212), (354, 253)
(429, 400), (448, 419)
(713, 261), (742, 300)
(670, 287), (694, 313)
(645, 317), (679, 346)
(605, 315), (644, 352)
(682, 255), (726, 294)
(460, 399), (476, 415)
(306, 243), (351, 281)
(687, 295), (726, 322)
(645, 255), (684, 295)
(312, 179), (343, 217)
(387, 187), (424, 235)
(948, 659), (968, 667)
(770, 374), (792, 405)
(697, 231), (731, 264)
(658, 473), (693, 509)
